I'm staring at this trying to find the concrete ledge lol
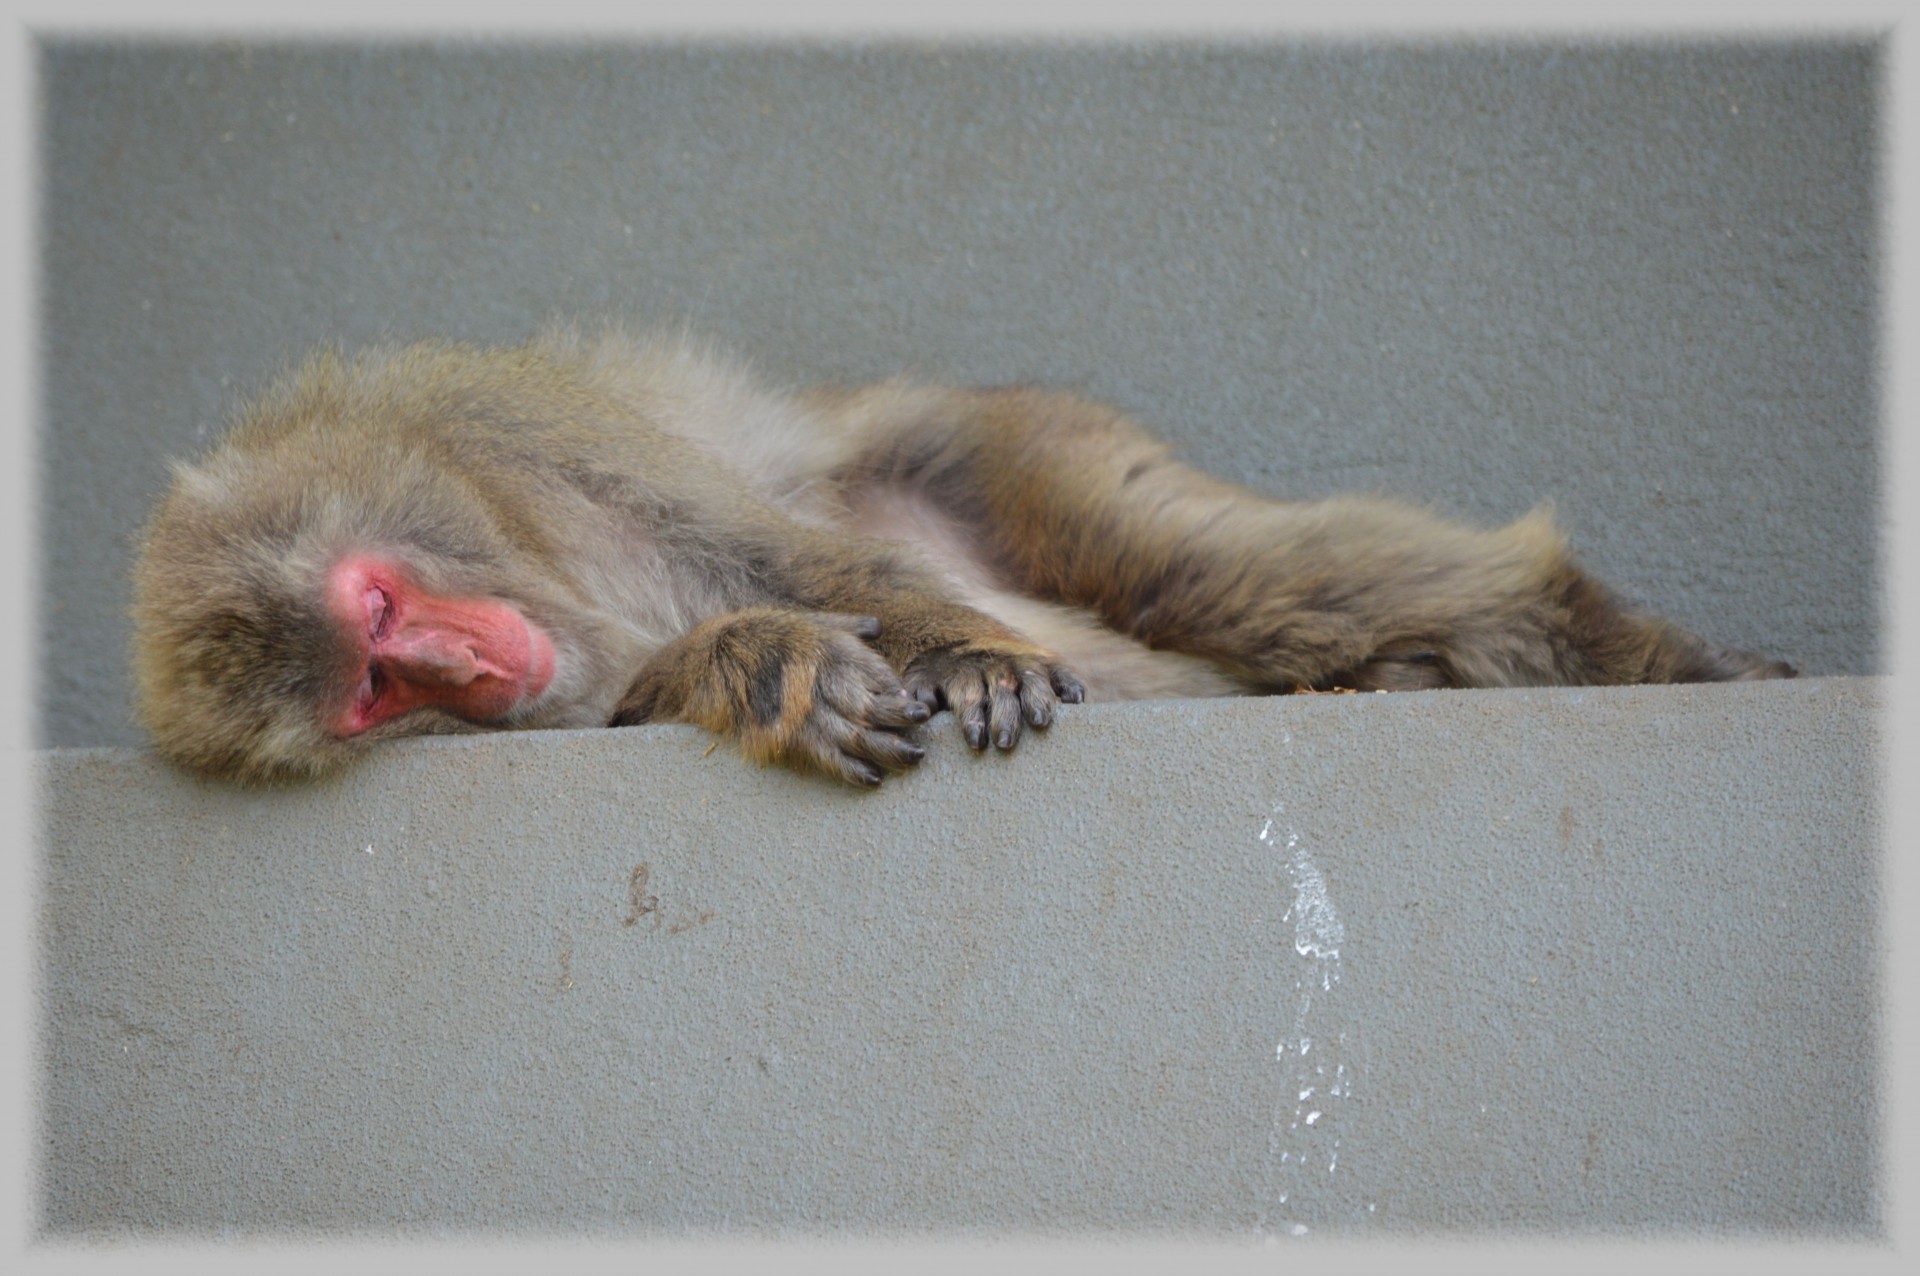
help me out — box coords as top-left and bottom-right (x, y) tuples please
(35, 678), (1881, 1237)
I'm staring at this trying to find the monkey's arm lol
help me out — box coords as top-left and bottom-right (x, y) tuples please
(608, 528), (1085, 783)
(567, 431), (1083, 775)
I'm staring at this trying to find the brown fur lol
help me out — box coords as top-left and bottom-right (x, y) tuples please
(130, 324), (1793, 786)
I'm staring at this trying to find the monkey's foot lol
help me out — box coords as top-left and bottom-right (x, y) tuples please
(903, 642), (1085, 752)
(1666, 635), (1799, 683)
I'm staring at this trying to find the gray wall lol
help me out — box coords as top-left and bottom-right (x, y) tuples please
(38, 680), (1879, 1236)
(37, 38), (1879, 749)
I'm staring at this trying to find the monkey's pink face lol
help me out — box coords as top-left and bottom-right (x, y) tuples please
(325, 556), (557, 737)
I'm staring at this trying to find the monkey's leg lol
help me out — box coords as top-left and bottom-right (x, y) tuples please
(611, 608), (936, 786)
(828, 385), (1793, 691)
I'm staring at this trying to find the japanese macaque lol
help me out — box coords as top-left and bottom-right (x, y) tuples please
(131, 324), (1795, 786)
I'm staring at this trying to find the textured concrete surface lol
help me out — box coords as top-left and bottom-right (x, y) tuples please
(36, 39), (1880, 749)
(36, 678), (1880, 1237)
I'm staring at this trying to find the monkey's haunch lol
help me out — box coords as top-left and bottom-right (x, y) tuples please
(130, 326), (1794, 786)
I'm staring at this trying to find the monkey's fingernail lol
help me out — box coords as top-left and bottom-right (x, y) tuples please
(854, 616), (882, 638)
(966, 723), (987, 749)
(996, 728), (1015, 749)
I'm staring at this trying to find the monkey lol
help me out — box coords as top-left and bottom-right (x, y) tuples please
(130, 323), (1795, 788)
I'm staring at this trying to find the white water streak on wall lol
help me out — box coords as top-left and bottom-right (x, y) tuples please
(1258, 794), (1367, 1237)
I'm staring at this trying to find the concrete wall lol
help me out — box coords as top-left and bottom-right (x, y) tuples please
(37, 679), (1879, 1237)
(36, 39), (1880, 749)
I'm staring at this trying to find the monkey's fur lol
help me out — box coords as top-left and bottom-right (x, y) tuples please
(132, 325), (1794, 786)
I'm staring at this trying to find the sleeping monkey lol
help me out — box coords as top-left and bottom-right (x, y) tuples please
(131, 325), (1794, 786)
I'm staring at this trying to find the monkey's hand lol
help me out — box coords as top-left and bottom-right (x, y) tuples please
(903, 641), (1086, 753)
(611, 608), (932, 787)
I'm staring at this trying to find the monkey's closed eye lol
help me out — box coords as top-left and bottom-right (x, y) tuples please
(355, 667), (385, 714)
(366, 585), (394, 640)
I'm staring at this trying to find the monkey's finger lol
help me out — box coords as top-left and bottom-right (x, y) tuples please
(940, 675), (992, 750)
(844, 725), (926, 772)
(986, 672), (1025, 750)
(832, 754), (886, 788)
(1017, 668), (1058, 729)
(865, 690), (932, 730)
(902, 667), (946, 713)
(1051, 666), (1087, 704)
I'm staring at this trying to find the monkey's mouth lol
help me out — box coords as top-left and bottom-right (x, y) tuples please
(516, 623), (558, 707)
(451, 617), (557, 723)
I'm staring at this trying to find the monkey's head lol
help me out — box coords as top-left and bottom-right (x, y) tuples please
(131, 415), (567, 785)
